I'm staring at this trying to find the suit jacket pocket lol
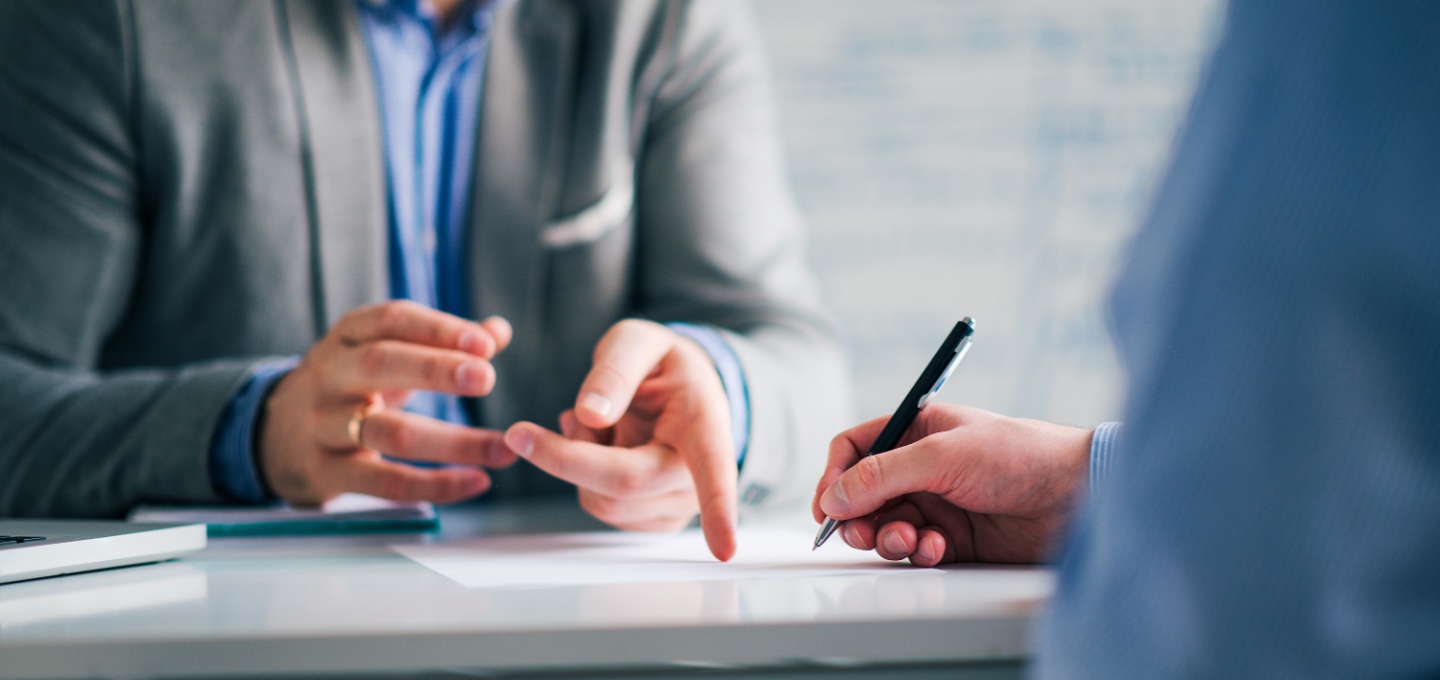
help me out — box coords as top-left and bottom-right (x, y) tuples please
(541, 170), (634, 249)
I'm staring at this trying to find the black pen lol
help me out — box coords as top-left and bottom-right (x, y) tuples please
(813, 317), (976, 550)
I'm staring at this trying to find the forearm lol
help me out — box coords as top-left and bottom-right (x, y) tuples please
(0, 352), (266, 517)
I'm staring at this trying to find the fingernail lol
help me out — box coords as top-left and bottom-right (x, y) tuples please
(821, 483), (850, 516)
(580, 392), (613, 418)
(505, 428), (533, 458)
(456, 363), (482, 391)
(883, 531), (907, 556)
(842, 522), (863, 546)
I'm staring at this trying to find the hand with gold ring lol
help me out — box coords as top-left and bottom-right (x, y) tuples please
(258, 301), (516, 506)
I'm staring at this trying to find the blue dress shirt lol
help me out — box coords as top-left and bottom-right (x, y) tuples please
(211, 0), (749, 502)
(1040, 1), (1440, 676)
(359, 0), (491, 428)
(1086, 421), (1121, 495)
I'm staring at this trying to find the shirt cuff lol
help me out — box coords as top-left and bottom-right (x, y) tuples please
(210, 357), (300, 503)
(1089, 421), (1123, 492)
(666, 323), (750, 465)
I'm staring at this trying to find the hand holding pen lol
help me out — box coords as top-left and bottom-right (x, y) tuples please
(811, 318), (1094, 566)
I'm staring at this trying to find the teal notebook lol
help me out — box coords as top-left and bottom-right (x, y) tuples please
(128, 494), (438, 537)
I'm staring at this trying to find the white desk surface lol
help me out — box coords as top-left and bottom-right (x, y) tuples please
(0, 500), (1051, 679)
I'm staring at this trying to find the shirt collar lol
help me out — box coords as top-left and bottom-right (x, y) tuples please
(360, 0), (509, 33)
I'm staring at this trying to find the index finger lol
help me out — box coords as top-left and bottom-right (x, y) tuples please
(812, 415), (891, 523)
(506, 421), (738, 561)
(335, 301), (508, 359)
(504, 422), (691, 497)
(679, 419), (739, 562)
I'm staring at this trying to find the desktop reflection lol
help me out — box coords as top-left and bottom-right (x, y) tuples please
(0, 561), (207, 632)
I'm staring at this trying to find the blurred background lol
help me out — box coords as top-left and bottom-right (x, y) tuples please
(752, 0), (1222, 426)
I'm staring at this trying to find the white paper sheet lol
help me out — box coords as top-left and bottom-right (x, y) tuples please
(391, 527), (935, 589)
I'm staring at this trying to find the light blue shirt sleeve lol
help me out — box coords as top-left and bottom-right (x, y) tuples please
(666, 323), (751, 466)
(210, 357), (300, 503)
(1088, 421), (1122, 492)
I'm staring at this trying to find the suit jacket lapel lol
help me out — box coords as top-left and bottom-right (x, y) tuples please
(470, 0), (578, 426)
(279, 0), (388, 333)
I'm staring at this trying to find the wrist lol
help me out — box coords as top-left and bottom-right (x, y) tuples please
(664, 322), (751, 465)
(210, 357), (297, 503)
(1087, 421), (1123, 493)
(255, 365), (311, 502)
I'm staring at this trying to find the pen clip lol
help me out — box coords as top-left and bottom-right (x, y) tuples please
(916, 335), (972, 411)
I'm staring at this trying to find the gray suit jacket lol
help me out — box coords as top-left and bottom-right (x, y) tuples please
(0, 0), (849, 517)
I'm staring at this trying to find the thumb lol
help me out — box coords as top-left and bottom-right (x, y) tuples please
(818, 436), (957, 520)
(575, 320), (673, 429)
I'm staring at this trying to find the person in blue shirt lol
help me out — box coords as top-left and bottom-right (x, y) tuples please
(0, 0), (847, 562)
(813, 0), (1440, 673)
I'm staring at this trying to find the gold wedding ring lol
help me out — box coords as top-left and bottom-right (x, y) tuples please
(346, 403), (381, 449)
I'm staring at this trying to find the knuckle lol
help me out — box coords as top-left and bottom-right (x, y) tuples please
(589, 361), (629, 391)
(337, 303), (380, 333)
(531, 443), (564, 475)
(827, 432), (854, 463)
(579, 493), (618, 522)
(373, 301), (416, 334)
(432, 476), (463, 501)
(418, 354), (447, 386)
(430, 320), (463, 350)
(376, 475), (407, 501)
(356, 343), (389, 376)
(394, 477), (427, 502)
(477, 436), (514, 466)
(609, 467), (649, 497)
(853, 457), (887, 492)
(485, 447), (518, 469)
(384, 420), (413, 455)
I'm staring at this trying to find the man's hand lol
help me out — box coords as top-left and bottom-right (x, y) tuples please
(502, 320), (739, 561)
(259, 301), (517, 505)
(812, 404), (1091, 566)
